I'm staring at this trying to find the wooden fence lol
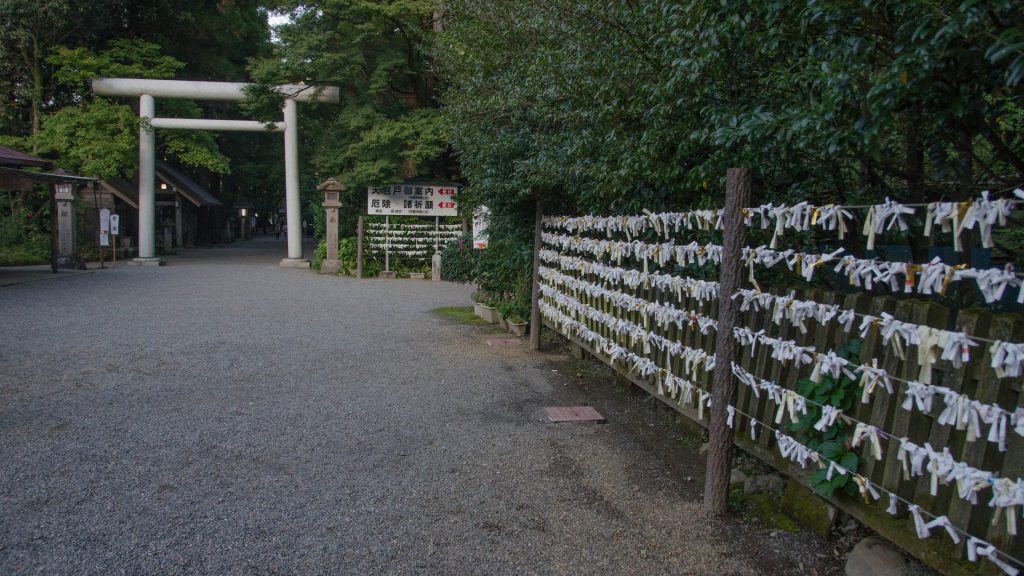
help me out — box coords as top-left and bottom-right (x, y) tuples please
(532, 181), (1024, 575)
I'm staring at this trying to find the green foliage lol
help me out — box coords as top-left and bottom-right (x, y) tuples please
(438, 0), (1024, 314)
(496, 289), (531, 324)
(36, 39), (230, 177)
(0, 204), (50, 265)
(313, 237), (358, 274)
(788, 339), (863, 498)
(476, 236), (533, 311)
(247, 0), (454, 194)
(35, 99), (138, 179)
(48, 39), (184, 85)
(338, 237), (358, 271)
(439, 233), (477, 282)
(161, 129), (231, 175)
(1, 0), (270, 209)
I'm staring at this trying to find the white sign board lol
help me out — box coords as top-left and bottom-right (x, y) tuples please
(109, 214), (120, 236)
(99, 208), (110, 247)
(367, 183), (460, 216)
(473, 205), (490, 249)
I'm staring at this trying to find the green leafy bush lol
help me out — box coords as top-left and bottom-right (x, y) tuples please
(440, 233), (477, 282)
(787, 339), (863, 498)
(313, 236), (360, 274)
(476, 235), (533, 314)
(0, 206), (51, 266)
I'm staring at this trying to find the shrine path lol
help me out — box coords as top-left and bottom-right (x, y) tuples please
(0, 236), (836, 575)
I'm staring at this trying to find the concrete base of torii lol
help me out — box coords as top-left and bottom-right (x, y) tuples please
(131, 257), (167, 267)
(279, 258), (311, 269)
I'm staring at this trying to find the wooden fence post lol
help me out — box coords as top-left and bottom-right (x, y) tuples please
(703, 168), (751, 514)
(356, 215), (364, 279)
(529, 198), (544, 350)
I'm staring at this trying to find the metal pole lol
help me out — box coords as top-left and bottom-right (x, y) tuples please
(138, 94), (156, 260)
(282, 99), (303, 262)
(703, 168), (751, 515)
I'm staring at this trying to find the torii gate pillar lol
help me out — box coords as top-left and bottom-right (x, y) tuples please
(280, 98), (306, 266)
(137, 94), (161, 265)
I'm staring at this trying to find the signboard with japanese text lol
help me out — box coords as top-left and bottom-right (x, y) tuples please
(473, 205), (490, 249)
(99, 208), (110, 247)
(109, 214), (120, 236)
(367, 182), (460, 216)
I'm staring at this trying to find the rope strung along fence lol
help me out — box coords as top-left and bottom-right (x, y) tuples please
(533, 179), (1024, 575)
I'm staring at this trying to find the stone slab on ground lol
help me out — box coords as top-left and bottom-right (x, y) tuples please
(846, 536), (911, 576)
(544, 405), (605, 423)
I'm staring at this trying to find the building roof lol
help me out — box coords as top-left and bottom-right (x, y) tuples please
(0, 145), (53, 169)
(0, 166), (96, 184)
(155, 161), (223, 208)
(101, 177), (139, 209)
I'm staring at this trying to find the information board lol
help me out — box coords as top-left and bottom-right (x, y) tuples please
(367, 183), (460, 216)
(99, 208), (110, 247)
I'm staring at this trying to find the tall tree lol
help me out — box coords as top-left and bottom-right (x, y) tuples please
(0, 0), (90, 150)
(248, 0), (450, 190)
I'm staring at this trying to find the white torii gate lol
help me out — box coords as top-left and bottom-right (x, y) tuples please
(91, 78), (340, 267)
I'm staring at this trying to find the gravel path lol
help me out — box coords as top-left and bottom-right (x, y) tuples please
(0, 237), (835, 575)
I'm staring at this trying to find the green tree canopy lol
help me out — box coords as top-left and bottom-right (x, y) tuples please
(248, 0), (452, 191)
(36, 39), (229, 179)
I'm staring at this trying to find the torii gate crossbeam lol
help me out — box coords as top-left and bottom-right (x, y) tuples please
(92, 78), (339, 268)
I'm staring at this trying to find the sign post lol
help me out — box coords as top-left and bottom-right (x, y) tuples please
(99, 208), (110, 246)
(110, 214), (120, 267)
(99, 207), (110, 269)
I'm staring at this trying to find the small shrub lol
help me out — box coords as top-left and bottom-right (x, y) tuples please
(787, 339), (863, 497)
(440, 232), (477, 282)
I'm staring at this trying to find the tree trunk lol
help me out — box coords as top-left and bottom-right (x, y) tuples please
(703, 168), (751, 515)
(31, 32), (42, 153)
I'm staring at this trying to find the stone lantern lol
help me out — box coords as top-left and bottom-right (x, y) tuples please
(317, 178), (344, 275)
(54, 181), (77, 267)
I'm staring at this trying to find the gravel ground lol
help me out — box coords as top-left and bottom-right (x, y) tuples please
(0, 237), (839, 575)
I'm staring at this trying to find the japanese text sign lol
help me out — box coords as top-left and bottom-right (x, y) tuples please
(367, 183), (460, 216)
